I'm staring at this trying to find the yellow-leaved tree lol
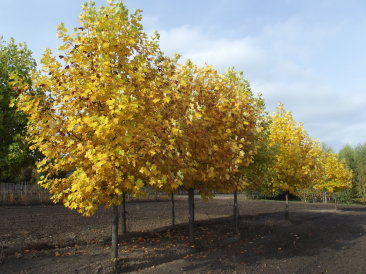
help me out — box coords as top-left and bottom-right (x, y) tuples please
(162, 61), (264, 242)
(268, 103), (322, 219)
(314, 150), (352, 209)
(12, 0), (180, 262)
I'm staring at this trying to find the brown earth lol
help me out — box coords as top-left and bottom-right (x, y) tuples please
(1, 195), (366, 273)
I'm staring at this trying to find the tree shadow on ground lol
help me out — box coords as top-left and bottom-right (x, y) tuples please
(180, 209), (366, 273)
(337, 206), (366, 212)
(113, 219), (234, 272)
(99, 208), (366, 272)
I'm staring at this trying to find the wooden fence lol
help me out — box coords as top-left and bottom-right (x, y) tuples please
(0, 183), (170, 205)
(0, 182), (51, 205)
(0, 183), (246, 206)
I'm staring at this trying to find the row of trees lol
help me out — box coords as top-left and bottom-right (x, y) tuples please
(4, 0), (352, 263)
(270, 143), (366, 206)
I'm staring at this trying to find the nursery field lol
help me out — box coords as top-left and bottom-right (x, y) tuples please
(1, 195), (366, 273)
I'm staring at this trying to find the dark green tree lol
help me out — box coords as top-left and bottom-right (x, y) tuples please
(338, 144), (359, 203)
(354, 144), (366, 202)
(339, 145), (356, 171)
(0, 37), (37, 182)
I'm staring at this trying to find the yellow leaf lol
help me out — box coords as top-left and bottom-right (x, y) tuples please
(171, 127), (179, 135)
(194, 112), (202, 119)
(106, 99), (115, 106)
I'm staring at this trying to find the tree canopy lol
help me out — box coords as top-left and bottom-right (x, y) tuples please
(314, 150), (352, 193)
(268, 104), (322, 195)
(13, 1), (180, 215)
(163, 62), (265, 197)
(0, 37), (37, 182)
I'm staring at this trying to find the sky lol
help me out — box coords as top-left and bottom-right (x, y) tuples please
(1, 0), (366, 151)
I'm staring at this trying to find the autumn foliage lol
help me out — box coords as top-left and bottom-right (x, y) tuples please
(13, 1), (182, 215)
(165, 62), (264, 197)
(267, 104), (321, 195)
(314, 150), (352, 193)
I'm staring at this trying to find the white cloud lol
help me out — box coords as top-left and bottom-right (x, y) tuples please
(159, 26), (266, 73)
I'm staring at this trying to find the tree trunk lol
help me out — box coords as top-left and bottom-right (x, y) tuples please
(284, 192), (290, 220)
(171, 192), (175, 227)
(188, 188), (195, 245)
(121, 192), (127, 235)
(111, 205), (119, 260)
(233, 191), (239, 234)
(334, 194), (337, 211)
(324, 191), (327, 204)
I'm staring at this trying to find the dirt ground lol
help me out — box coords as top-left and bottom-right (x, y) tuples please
(1, 195), (366, 273)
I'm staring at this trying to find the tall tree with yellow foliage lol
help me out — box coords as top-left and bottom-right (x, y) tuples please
(12, 0), (180, 263)
(268, 104), (321, 219)
(163, 61), (264, 242)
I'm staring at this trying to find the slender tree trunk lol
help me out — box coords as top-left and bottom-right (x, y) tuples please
(188, 188), (195, 245)
(121, 192), (127, 235)
(171, 192), (175, 227)
(233, 191), (239, 234)
(324, 192), (327, 204)
(284, 192), (290, 220)
(111, 205), (119, 260)
(334, 194), (337, 211)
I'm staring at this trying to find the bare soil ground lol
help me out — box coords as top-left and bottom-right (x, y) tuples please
(1, 195), (366, 273)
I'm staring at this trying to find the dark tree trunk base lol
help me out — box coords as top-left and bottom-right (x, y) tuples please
(334, 195), (338, 211)
(233, 191), (240, 234)
(111, 205), (119, 260)
(284, 192), (290, 220)
(188, 188), (195, 245)
(121, 192), (127, 236)
(171, 192), (175, 227)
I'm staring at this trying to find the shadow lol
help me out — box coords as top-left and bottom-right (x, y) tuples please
(337, 206), (366, 212)
(101, 210), (352, 272)
(112, 217), (241, 272)
(178, 209), (366, 273)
